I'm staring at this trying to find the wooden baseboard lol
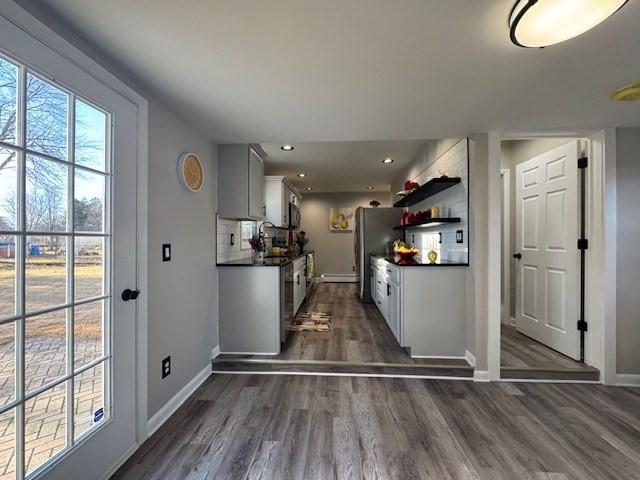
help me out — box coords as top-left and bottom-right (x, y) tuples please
(320, 274), (357, 283)
(616, 374), (640, 387)
(465, 350), (476, 367)
(146, 365), (211, 437)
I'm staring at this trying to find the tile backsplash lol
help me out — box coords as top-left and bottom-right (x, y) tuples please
(216, 218), (292, 262)
(216, 218), (256, 262)
(405, 138), (469, 264)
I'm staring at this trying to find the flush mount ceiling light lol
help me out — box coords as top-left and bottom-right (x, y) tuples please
(305, 187), (313, 191)
(366, 185), (374, 190)
(281, 145), (295, 151)
(611, 82), (640, 102)
(382, 158), (394, 164)
(509, 0), (628, 48)
(297, 173), (306, 178)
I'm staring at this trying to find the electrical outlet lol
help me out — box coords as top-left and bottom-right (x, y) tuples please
(162, 356), (171, 379)
(456, 230), (464, 244)
(230, 233), (235, 246)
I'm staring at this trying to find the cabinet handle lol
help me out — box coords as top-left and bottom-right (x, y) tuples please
(387, 284), (391, 296)
(297, 274), (300, 285)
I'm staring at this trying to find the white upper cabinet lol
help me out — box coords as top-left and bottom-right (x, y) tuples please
(264, 176), (300, 228)
(218, 144), (264, 220)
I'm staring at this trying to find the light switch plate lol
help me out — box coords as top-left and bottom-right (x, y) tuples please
(162, 243), (171, 261)
(456, 230), (464, 243)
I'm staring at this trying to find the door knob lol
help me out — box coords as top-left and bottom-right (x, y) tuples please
(513, 253), (522, 259)
(122, 288), (140, 301)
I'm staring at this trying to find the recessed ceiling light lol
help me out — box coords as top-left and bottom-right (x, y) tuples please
(297, 173), (306, 178)
(281, 145), (295, 151)
(305, 187), (313, 191)
(382, 158), (394, 164)
(611, 82), (640, 102)
(509, 0), (628, 48)
(366, 185), (374, 190)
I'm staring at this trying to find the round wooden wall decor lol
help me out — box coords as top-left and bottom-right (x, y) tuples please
(178, 152), (204, 192)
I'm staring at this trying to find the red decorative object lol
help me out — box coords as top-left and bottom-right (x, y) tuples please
(403, 180), (420, 191)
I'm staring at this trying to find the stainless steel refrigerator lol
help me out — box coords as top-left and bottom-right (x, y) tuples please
(354, 207), (401, 302)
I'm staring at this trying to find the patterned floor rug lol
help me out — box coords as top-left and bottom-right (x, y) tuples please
(289, 312), (332, 332)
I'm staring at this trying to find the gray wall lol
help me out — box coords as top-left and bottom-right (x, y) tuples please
(300, 192), (390, 277)
(147, 102), (218, 417)
(19, 2), (221, 419)
(616, 127), (640, 375)
(501, 138), (576, 318)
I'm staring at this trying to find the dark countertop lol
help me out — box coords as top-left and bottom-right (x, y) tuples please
(370, 253), (468, 267)
(217, 251), (313, 267)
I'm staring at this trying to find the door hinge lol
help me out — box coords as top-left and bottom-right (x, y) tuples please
(578, 238), (589, 250)
(577, 320), (588, 332)
(578, 157), (588, 169)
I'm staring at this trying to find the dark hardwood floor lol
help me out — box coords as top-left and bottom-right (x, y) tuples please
(501, 324), (600, 381)
(112, 374), (640, 480)
(212, 283), (472, 377)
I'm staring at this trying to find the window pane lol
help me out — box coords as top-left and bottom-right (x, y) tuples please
(0, 149), (18, 231)
(74, 300), (103, 369)
(74, 362), (104, 439)
(25, 155), (68, 233)
(25, 235), (67, 313)
(75, 100), (106, 171)
(0, 235), (16, 320)
(0, 322), (15, 407)
(74, 170), (104, 232)
(74, 237), (104, 301)
(26, 74), (68, 161)
(24, 382), (67, 477)
(0, 57), (18, 146)
(0, 408), (16, 480)
(25, 309), (67, 393)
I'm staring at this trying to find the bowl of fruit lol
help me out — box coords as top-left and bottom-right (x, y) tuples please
(393, 240), (420, 262)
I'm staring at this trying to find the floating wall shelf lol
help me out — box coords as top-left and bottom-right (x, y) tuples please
(393, 218), (461, 230)
(393, 177), (461, 208)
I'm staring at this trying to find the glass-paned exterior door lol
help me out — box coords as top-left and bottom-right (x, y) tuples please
(0, 52), (111, 480)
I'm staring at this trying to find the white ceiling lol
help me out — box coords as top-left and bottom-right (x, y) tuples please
(262, 140), (425, 192)
(26, 0), (640, 143)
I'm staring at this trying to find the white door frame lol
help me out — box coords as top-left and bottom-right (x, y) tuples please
(500, 169), (511, 326)
(494, 131), (612, 383)
(1, 0), (150, 460)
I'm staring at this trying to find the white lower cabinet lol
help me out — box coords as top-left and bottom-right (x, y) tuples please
(293, 258), (307, 314)
(372, 260), (401, 345)
(387, 280), (401, 343)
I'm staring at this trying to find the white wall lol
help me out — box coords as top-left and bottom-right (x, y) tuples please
(147, 101), (218, 417)
(300, 192), (390, 277)
(616, 127), (640, 375)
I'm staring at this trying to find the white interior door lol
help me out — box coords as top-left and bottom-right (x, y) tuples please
(0, 14), (139, 480)
(515, 141), (580, 360)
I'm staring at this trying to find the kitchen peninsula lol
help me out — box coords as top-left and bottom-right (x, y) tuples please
(217, 251), (312, 354)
